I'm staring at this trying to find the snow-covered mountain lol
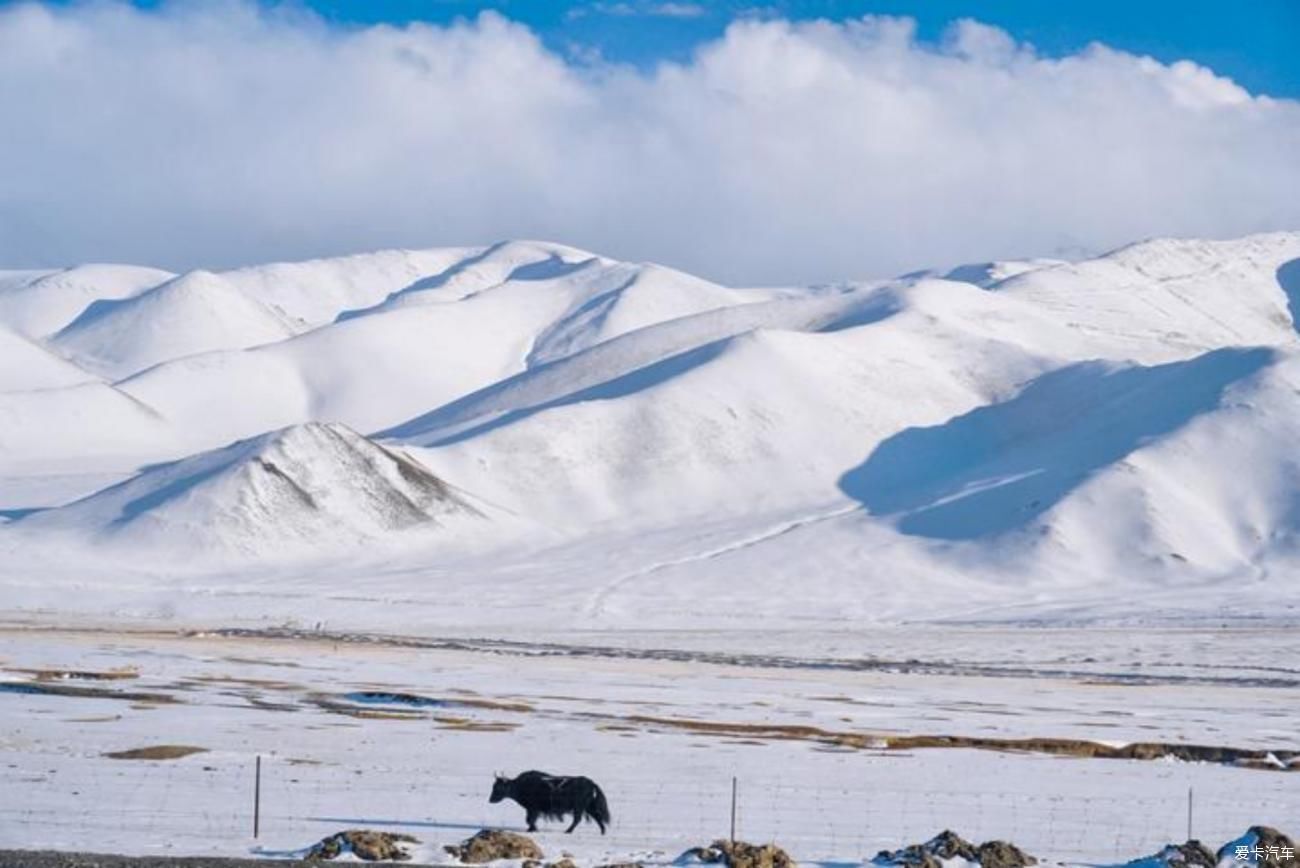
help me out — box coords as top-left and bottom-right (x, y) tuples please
(3, 233), (1300, 628)
(50, 269), (299, 379)
(19, 422), (482, 558)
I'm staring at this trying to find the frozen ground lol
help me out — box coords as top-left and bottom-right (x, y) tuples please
(0, 626), (1295, 864)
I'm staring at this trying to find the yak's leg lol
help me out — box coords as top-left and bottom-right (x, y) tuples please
(564, 797), (589, 834)
(526, 809), (539, 832)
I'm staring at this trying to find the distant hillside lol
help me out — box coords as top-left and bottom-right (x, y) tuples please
(3, 233), (1299, 628)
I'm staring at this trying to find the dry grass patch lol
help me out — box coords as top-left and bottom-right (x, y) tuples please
(222, 656), (301, 668)
(186, 674), (300, 690)
(613, 714), (1299, 771)
(104, 745), (208, 760)
(0, 681), (179, 704)
(16, 667), (139, 682)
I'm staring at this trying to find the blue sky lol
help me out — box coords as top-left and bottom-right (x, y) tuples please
(22, 0), (1300, 96)
(160, 0), (1300, 97)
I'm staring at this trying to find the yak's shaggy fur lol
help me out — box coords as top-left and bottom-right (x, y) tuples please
(489, 770), (611, 834)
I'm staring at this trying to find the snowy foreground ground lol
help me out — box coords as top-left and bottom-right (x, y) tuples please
(0, 623), (1296, 864)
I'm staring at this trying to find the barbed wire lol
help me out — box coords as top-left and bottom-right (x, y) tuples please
(3, 756), (1295, 862)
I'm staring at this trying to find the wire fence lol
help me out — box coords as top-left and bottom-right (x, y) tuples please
(2, 755), (1295, 863)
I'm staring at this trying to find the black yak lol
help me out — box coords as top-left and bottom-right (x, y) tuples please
(488, 770), (610, 834)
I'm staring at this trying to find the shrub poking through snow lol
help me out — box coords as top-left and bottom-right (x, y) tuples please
(307, 829), (419, 861)
(873, 831), (1036, 868)
(683, 839), (796, 868)
(445, 829), (544, 863)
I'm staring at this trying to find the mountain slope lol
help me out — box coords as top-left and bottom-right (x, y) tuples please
(993, 233), (1300, 360)
(219, 246), (479, 328)
(20, 422), (483, 558)
(0, 382), (174, 474)
(51, 270), (297, 378)
(3, 232), (1300, 627)
(108, 247), (774, 452)
(0, 264), (174, 338)
(0, 326), (97, 391)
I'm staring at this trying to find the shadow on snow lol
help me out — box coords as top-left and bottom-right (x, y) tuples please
(1278, 258), (1300, 336)
(838, 346), (1273, 540)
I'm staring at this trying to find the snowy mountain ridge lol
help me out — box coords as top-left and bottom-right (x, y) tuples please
(3, 231), (1300, 628)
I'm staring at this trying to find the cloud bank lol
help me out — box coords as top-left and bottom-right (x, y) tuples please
(2, 2), (1299, 283)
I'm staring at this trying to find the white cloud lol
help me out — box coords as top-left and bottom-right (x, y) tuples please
(649, 3), (707, 17)
(569, 2), (706, 19)
(1, 2), (1298, 284)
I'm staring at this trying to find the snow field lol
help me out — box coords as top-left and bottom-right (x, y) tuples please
(0, 630), (1295, 864)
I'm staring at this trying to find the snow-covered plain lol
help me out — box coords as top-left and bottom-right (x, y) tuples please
(0, 628), (1296, 864)
(1, 233), (1298, 861)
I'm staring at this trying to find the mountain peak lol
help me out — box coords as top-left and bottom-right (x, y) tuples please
(24, 422), (482, 559)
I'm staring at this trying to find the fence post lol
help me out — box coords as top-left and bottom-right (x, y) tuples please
(254, 755), (262, 839)
(730, 776), (737, 844)
(1186, 787), (1192, 840)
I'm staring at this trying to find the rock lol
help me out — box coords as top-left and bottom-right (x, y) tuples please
(875, 831), (973, 868)
(684, 840), (795, 868)
(1150, 841), (1215, 868)
(874, 832), (1035, 868)
(927, 832), (978, 862)
(307, 829), (418, 862)
(446, 829), (544, 864)
(523, 859), (577, 868)
(975, 840), (1037, 868)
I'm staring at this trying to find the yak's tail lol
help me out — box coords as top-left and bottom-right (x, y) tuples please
(589, 784), (612, 827)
